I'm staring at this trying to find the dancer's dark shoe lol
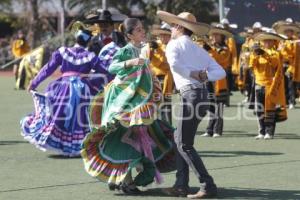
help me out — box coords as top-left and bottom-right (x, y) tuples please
(108, 183), (120, 191)
(120, 182), (141, 195)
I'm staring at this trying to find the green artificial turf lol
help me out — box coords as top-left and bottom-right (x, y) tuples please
(0, 76), (299, 200)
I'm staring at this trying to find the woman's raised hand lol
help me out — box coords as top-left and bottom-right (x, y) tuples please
(125, 58), (146, 68)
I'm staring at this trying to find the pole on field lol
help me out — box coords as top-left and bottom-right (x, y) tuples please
(219, 0), (225, 22)
(102, 0), (107, 9)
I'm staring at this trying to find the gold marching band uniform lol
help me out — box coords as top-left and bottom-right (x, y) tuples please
(11, 37), (31, 89)
(221, 19), (238, 88)
(293, 42), (300, 83)
(15, 46), (45, 90)
(227, 37), (238, 76)
(280, 39), (296, 75)
(238, 37), (255, 92)
(226, 37), (238, 97)
(248, 32), (287, 139)
(205, 43), (231, 136)
(237, 23), (265, 102)
(250, 46), (287, 137)
(12, 39), (30, 59)
(208, 44), (231, 102)
(148, 40), (174, 96)
(278, 37), (300, 107)
(142, 23), (174, 124)
(195, 26), (232, 137)
(12, 33), (45, 90)
(195, 26), (232, 103)
(207, 20), (296, 138)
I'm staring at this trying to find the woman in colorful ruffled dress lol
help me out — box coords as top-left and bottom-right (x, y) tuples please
(81, 18), (175, 194)
(21, 29), (109, 157)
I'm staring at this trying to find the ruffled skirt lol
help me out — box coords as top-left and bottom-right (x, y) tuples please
(81, 84), (176, 186)
(21, 76), (101, 156)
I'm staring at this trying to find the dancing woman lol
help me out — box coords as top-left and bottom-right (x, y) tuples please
(21, 28), (108, 157)
(81, 18), (175, 194)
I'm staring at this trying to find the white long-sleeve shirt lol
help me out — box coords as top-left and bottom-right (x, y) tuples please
(166, 35), (226, 90)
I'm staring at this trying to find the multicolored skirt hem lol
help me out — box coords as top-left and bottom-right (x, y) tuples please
(20, 76), (98, 156)
(81, 120), (175, 186)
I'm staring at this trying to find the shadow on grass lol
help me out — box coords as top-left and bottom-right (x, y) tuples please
(197, 150), (283, 158)
(197, 131), (300, 139)
(0, 181), (99, 193)
(208, 159), (300, 171)
(223, 130), (249, 133)
(0, 140), (28, 146)
(115, 187), (300, 199)
(274, 133), (300, 140)
(224, 104), (244, 108)
(218, 187), (300, 199)
(47, 154), (81, 159)
(223, 131), (255, 138)
(196, 130), (254, 137)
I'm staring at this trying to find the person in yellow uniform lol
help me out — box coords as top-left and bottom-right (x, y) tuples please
(201, 25), (232, 137)
(221, 19), (239, 100)
(142, 23), (174, 124)
(149, 23), (174, 97)
(238, 29), (253, 98)
(11, 30), (30, 89)
(249, 30), (287, 140)
(295, 32), (300, 103)
(238, 22), (263, 104)
(16, 46), (45, 90)
(273, 19), (300, 109)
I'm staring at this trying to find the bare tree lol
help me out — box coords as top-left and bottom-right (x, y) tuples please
(60, 0), (66, 45)
(27, 0), (40, 47)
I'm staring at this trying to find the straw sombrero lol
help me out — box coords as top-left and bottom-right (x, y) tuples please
(156, 10), (210, 36)
(253, 30), (285, 41)
(252, 22), (263, 29)
(239, 27), (254, 37)
(208, 25), (233, 38)
(272, 21), (300, 34)
(239, 31), (249, 38)
(220, 18), (238, 29)
(151, 23), (171, 36)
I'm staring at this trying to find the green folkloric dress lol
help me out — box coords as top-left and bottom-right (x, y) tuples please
(81, 43), (175, 186)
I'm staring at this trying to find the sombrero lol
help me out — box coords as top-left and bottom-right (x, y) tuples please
(208, 24), (233, 38)
(239, 27), (254, 37)
(156, 10), (210, 36)
(151, 23), (171, 36)
(253, 29), (286, 41)
(239, 31), (249, 38)
(84, 10), (127, 24)
(220, 18), (238, 29)
(252, 22), (263, 29)
(272, 21), (300, 34)
(244, 27), (254, 33)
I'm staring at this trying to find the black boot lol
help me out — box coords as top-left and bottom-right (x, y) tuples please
(120, 182), (141, 194)
(108, 183), (121, 191)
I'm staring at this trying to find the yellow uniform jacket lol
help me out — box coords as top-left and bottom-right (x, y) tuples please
(12, 39), (30, 58)
(148, 40), (174, 96)
(249, 48), (287, 122)
(209, 45), (231, 100)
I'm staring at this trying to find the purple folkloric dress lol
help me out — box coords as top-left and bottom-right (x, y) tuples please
(20, 45), (109, 156)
